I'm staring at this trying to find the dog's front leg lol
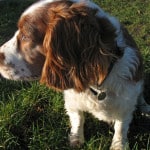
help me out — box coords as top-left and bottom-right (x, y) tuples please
(110, 118), (131, 150)
(67, 110), (85, 147)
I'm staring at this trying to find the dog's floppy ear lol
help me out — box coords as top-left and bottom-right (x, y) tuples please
(40, 2), (117, 92)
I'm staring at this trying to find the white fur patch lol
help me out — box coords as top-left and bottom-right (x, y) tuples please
(0, 31), (32, 80)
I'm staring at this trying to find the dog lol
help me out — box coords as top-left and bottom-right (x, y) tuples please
(0, 0), (149, 149)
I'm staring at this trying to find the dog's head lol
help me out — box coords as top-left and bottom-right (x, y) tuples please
(0, 0), (118, 92)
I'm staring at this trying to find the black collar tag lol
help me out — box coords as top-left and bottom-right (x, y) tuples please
(97, 92), (106, 100)
(90, 87), (106, 101)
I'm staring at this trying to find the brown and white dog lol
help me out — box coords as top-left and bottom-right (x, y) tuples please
(0, 0), (149, 149)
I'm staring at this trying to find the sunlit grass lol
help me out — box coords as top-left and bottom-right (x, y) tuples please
(0, 0), (150, 149)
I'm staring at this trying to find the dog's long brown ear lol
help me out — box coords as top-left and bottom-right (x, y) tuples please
(40, 1), (117, 92)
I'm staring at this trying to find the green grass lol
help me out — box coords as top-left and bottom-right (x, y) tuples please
(0, 0), (150, 149)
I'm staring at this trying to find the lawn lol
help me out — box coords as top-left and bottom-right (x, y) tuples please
(0, 0), (150, 150)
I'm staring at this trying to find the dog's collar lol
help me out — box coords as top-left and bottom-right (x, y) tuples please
(89, 60), (114, 101)
(89, 60), (115, 101)
(89, 46), (123, 100)
(89, 56), (116, 101)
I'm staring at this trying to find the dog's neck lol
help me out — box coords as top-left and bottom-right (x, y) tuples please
(90, 46), (123, 100)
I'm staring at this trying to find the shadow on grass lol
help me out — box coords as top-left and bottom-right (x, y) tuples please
(0, 77), (32, 101)
(7, 99), (49, 150)
(0, 0), (34, 43)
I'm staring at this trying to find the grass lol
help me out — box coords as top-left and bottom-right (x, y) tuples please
(0, 0), (150, 149)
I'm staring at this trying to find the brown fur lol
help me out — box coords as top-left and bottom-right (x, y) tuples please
(17, 14), (46, 76)
(40, 1), (118, 92)
(0, 52), (5, 65)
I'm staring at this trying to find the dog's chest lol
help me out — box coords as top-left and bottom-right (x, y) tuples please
(83, 89), (118, 110)
(81, 89), (126, 121)
(64, 88), (124, 120)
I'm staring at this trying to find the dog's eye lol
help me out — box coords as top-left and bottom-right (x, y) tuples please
(20, 34), (29, 41)
(21, 35), (28, 41)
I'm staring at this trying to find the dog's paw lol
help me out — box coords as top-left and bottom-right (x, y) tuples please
(69, 134), (84, 148)
(139, 104), (150, 117)
(110, 140), (129, 150)
(110, 146), (124, 150)
(110, 144), (123, 150)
